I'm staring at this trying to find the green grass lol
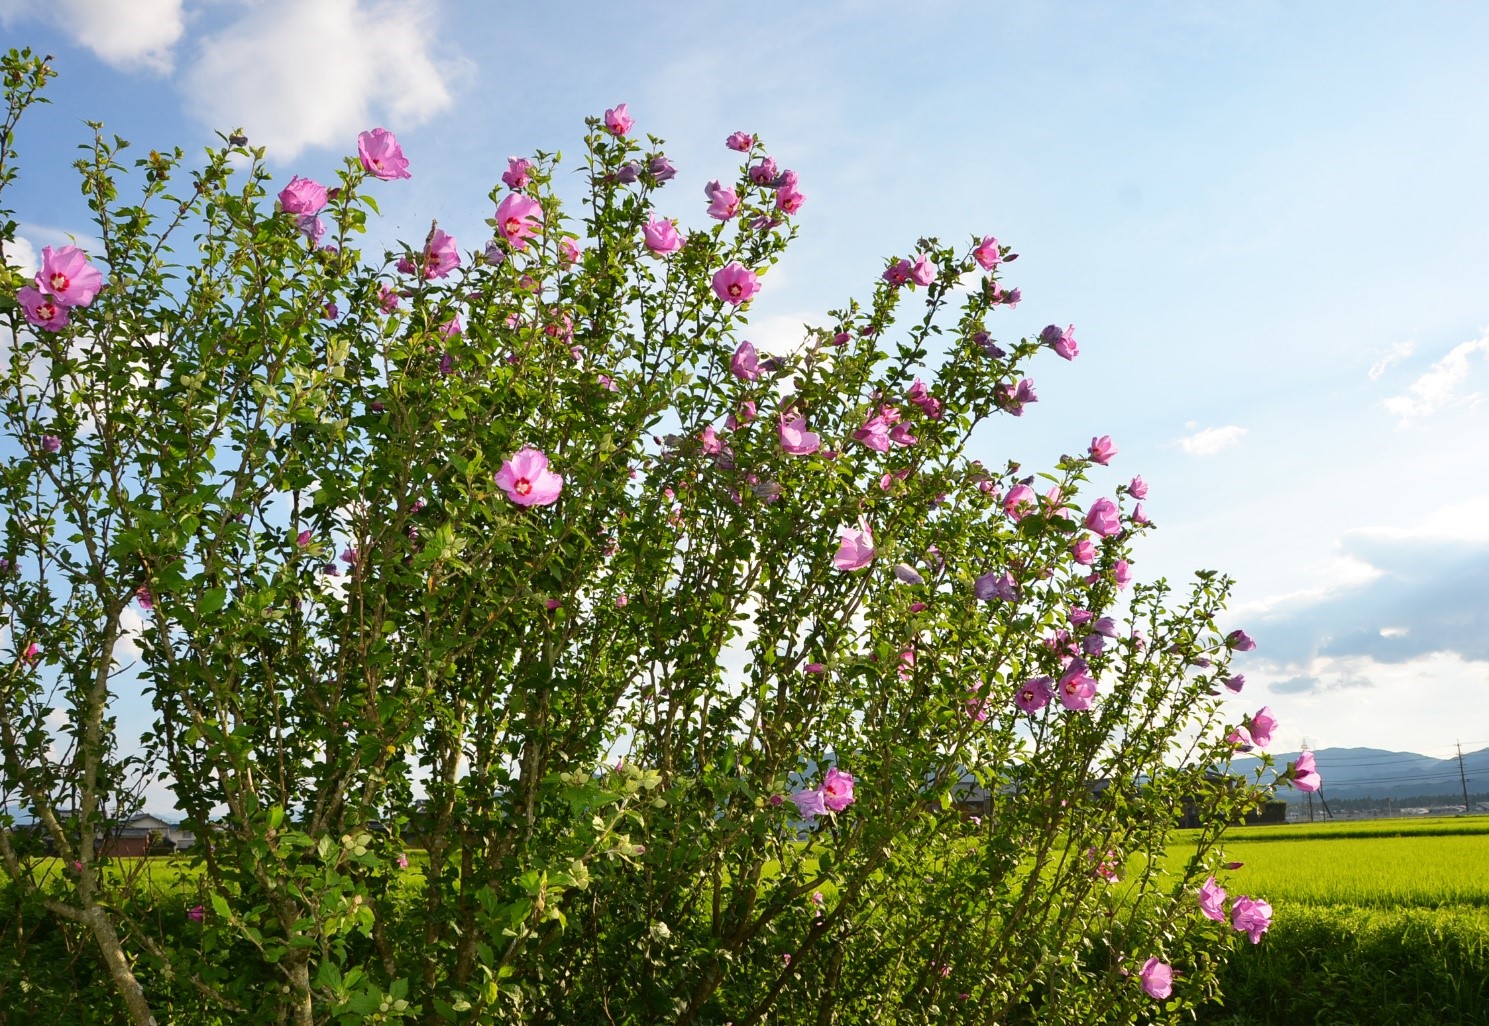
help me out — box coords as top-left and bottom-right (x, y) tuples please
(1198, 904), (1489, 1026)
(1191, 828), (1489, 908)
(1210, 814), (1489, 841)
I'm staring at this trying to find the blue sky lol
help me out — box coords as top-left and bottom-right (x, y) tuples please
(3, 0), (1488, 761)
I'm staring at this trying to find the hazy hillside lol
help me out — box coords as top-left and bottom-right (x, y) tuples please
(1230, 746), (1489, 801)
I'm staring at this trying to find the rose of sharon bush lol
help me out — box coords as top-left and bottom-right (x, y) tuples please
(0, 51), (1306, 1026)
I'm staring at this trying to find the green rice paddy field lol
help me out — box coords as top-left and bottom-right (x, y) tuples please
(1185, 816), (1489, 1025)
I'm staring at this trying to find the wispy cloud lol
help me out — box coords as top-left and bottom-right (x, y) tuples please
(1368, 340), (1415, 381)
(1382, 333), (1489, 422)
(1270, 669), (1373, 696)
(182, 0), (468, 161)
(1174, 423), (1246, 456)
(1251, 534), (1489, 667)
(0, 0), (185, 73)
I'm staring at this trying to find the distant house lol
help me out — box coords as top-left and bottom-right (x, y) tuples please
(7, 811), (194, 857)
(99, 814), (195, 857)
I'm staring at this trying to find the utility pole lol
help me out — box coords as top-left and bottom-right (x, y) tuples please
(1458, 741), (1472, 814)
(1303, 742), (1315, 823)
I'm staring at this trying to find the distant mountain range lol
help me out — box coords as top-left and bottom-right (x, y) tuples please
(1230, 746), (1489, 802)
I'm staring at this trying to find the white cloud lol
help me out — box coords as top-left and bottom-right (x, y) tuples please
(1246, 651), (1489, 755)
(748, 312), (821, 357)
(1230, 551), (1383, 620)
(182, 0), (467, 161)
(4, 234), (37, 278)
(1382, 333), (1489, 422)
(1368, 339), (1414, 381)
(117, 604), (147, 661)
(1174, 424), (1246, 456)
(0, 0), (185, 73)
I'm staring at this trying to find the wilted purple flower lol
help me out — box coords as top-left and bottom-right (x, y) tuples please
(974, 569), (1018, 602)
(1040, 323), (1079, 360)
(894, 563), (925, 585)
(648, 155), (677, 181)
(296, 214), (325, 246)
(730, 340), (760, 381)
(1014, 676), (1053, 713)
(1226, 629), (1257, 652)
(975, 331), (1006, 358)
(791, 788), (827, 820)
